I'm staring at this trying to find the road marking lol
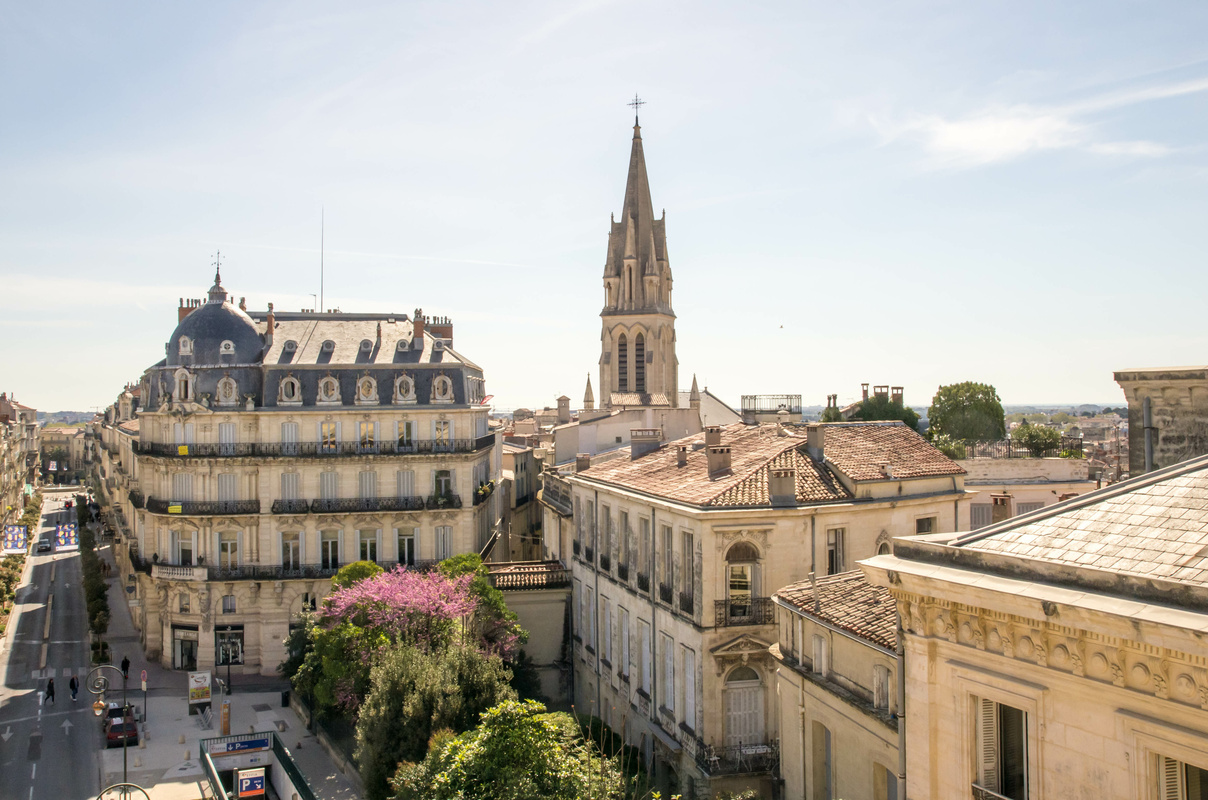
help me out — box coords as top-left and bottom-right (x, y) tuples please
(1, 726), (11, 742)
(60, 719), (72, 733)
(30, 763), (35, 779)
(38, 643), (47, 670)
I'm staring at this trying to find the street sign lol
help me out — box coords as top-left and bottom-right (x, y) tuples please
(140, 669), (147, 682)
(219, 737), (271, 754)
(236, 767), (266, 798)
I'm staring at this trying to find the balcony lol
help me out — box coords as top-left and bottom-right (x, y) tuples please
(714, 597), (774, 627)
(584, 546), (595, 562)
(971, 787), (1014, 800)
(540, 473), (572, 516)
(425, 493), (462, 510)
(679, 591), (695, 616)
(695, 740), (779, 777)
(151, 564), (208, 582)
(311, 496), (429, 514)
(572, 540), (581, 556)
(485, 562), (572, 591)
(599, 554), (611, 572)
(206, 564), (342, 581)
(271, 499), (310, 514)
(128, 490), (144, 509)
(135, 434), (496, 459)
(658, 582), (673, 605)
(472, 480), (496, 507)
(637, 572), (650, 593)
(617, 562), (629, 581)
(145, 498), (260, 516)
(958, 436), (1083, 460)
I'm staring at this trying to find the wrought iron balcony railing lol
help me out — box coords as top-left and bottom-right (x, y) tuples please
(637, 572), (650, 593)
(311, 496), (430, 514)
(271, 499), (310, 514)
(145, 498), (260, 516)
(695, 740), (779, 776)
(714, 597), (774, 627)
(136, 434), (496, 459)
(599, 554), (611, 572)
(658, 582), (673, 605)
(616, 562), (629, 581)
(679, 591), (695, 616)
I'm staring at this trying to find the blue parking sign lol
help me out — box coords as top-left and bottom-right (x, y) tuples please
(237, 767), (265, 797)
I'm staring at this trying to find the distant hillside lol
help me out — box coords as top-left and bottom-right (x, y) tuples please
(37, 411), (94, 426)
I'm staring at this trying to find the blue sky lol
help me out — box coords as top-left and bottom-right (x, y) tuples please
(2, 1), (1206, 413)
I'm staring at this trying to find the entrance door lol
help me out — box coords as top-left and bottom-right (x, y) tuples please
(724, 667), (764, 748)
(175, 638), (198, 671)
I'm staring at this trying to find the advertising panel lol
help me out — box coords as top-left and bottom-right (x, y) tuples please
(55, 522), (79, 551)
(2, 525), (27, 554)
(188, 671), (212, 705)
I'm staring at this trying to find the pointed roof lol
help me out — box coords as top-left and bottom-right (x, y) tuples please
(584, 374), (595, 405)
(605, 123), (668, 283)
(689, 374), (700, 401)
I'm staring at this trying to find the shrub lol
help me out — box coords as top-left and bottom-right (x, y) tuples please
(1011, 422), (1062, 456)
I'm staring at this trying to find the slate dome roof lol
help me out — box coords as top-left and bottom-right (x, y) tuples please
(166, 270), (263, 366)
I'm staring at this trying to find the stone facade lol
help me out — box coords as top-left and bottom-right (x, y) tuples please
(1115, 366), (1208, 474)
(959, 455), (1096, 530)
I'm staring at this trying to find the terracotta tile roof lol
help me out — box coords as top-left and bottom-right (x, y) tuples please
(822, 423), (966, 481)
(776, 571), (897, 650)
(117, 419), (140, 434)
(575, 422), (959, 508)
(957, 455), (1208, 588)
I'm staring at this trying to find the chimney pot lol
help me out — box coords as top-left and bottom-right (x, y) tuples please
(705, 426), (722, 446)
(676, 445), (688, 467)
(807, 425), (826, 462)
(706, 445), (732, 477)
(575, 453), (591, 473)
(769, 468), (796, 506)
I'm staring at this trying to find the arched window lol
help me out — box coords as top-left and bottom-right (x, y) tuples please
(279, 375), (301, 404)
(878, 541), (891, 556)
(178, 336), (193, 356)
(174, 369), (193, 403)
(318, 377), (340, 403)
(724, 665), (764, 748)
(634, 333), (646, 393)
(356, 375), (378, 404)
(724, 542), (760, 621)
(216, 376), (238, 406)
(394, 374), (415, 403)
(617, 334), (628, 393)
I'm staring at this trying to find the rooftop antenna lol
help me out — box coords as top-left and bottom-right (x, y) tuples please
(628, 93), (645, 124)
(320, 207), (325, 313)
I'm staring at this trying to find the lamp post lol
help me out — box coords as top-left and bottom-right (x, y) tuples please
(223, 625), (233, 693)
(88, 664), (136, 799)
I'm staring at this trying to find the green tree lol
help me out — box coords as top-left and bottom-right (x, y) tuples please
(278, 610), (318, 683)
(1011, 421), (1062, 456)
(291, 621), (386, 719)
(356, 644), (517, 800)
(854, 395), (920, 431)
(438, 553), (528, 657)
(332, 560), (384, 590)
(390, 699), (625, 800)
(927, 382), (1006, 443)
(819, 405), (843, 423)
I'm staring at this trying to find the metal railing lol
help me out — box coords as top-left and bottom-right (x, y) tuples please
(960, 436), (1083, 460)
(637, 572), (650, 593)
(541, 473), (573, 516)
(679, 591), (695, 616)
(271, 499), (311, 514)
(311, 496), (430, 513)
(128, 490), (144, 509)
(658, 582), (673, 605)
(617, 562), (629, 581)
(714, 597), (774, 627)
(696, 740), (779, 776)
(599, 554), (611, 572)
(145, 498), (260, 516)
(136, 435), (495, 459)
(971, 786), (1013, 800)
(740, 394), (802, 414)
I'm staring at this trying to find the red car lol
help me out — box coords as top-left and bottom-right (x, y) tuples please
(104, 717), (138, 748)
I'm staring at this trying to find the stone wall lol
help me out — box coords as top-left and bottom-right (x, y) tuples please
(1114, 367), (1208, 474)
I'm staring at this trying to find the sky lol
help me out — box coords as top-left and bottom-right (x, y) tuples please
(2, 1), (1207, 414)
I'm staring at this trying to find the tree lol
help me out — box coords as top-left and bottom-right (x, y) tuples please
(390, 700), (625, 800)
(854, 395), (920, 431)
(438, 553), (527, 658)
(819, 405), (843, 423)
(1011, 421), (1062, 456)
(332, 560), (384, 590)
(356, 645), (517, 800)
(927, 382), (1006, 443)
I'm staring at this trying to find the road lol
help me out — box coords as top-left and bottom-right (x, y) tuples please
(0, 490), (101, 800)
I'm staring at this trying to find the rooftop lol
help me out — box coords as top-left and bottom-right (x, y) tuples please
(574, 421), (962, 508)
(776, 570), (897, 651)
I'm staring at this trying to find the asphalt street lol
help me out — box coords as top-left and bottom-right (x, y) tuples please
(0, 490), (101, 800)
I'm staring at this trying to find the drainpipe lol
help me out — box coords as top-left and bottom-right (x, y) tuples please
(1143, 396), (1154, 473)
(648, 506), (659, 782)
(952, 476), (960, 533)
(809, 515), (816, 574)
(895, 609), (907, 800)
(593, 489), (602, 719)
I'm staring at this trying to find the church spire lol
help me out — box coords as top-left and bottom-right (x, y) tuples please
(584, 374), (595, 411)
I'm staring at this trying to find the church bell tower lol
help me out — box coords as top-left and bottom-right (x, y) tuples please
(599, 115), (678, 409)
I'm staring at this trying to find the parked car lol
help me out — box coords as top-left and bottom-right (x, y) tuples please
(104, 717), (138, 748)
(36, 539), (51, 553)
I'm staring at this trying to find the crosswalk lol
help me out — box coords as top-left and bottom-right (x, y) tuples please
(29, 667), (88, 680)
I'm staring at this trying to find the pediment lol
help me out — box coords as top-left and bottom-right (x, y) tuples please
(275, 516), (307, 528)
(710, 633), (775, 657)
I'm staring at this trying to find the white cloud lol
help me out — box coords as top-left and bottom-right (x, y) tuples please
(879, 73), (1208, 167)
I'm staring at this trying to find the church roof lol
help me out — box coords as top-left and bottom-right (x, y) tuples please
(605, 122), (668, 282)
(609, 392), (671, 407)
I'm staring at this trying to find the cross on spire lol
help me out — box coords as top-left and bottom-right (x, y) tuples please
(628, 93), (645, 124)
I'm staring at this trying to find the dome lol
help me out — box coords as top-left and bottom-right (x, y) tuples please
(166, 270), (264, 366)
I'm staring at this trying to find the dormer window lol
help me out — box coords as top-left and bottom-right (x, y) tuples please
(173, 368), (194, 403)
(279, 375), (301, 405)
(216, 375), (238, 406)
(283, 340), (297, 353)
(393, 374), (416, 404)
(178, 336), (193, 356)
(396, 339), (411, 352)
(318, 376), (341, 404)
(360, 339), (373, 352)
(432, 374), (454, 404)
(321, 340), (335, 353)
(355, 375), (378, 405)
(220, 340), (235, 356)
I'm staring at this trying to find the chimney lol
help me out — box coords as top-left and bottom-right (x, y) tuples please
(429, 315), (454, 345)
(862, 383), (870, 402)
(630, 428), (662, 460)
(705, 426), (722, 447)
(991, 493), (1012, 525)
(806, 425), (826, 462)
(556, 396), (571, 425)
(676, 445), (688, 467)
(891, 386), (904, 406)
(874, 385), (889, 401)
(239, 297), (247, 311)
(413, 309), (425, 345)
(707, 446), (731, 477)
(769, 468), (796, 506)
(265, 302), (275, 347)
(178, 297), (202, 323)
(575, 453), (591, 473)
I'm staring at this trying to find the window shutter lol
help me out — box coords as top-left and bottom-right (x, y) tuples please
(975, 696), (999, 790)
(1158, 756), (1183, 800)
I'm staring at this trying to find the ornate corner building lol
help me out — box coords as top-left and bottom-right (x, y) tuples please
(90, 272), (498, 675)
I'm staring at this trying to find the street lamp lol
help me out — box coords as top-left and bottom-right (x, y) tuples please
(223, 625), (233, 693)
(88, 664), (142, 800)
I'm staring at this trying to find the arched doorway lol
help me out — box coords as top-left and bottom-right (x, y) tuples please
(724, 665), (764, 748)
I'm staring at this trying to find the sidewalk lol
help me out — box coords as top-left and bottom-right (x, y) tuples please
(96, 538), (359, 799)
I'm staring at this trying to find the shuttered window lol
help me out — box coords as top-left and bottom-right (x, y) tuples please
(1157, 755), (1208, 800)
(973, 696), (1027, 800)
(217, 473), (237, 503)
(319, 472), (338, 500)
(971, 504), (994, 529)
(171, 473), (193, 502)
(280, 472), (299, 501)
(397, 470), (415, 498)
(682, 646), (696, 731)
(358, 471), (377, 499)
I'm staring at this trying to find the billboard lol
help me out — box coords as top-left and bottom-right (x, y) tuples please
(188, 671), (212, 705)
(2, 525), (27, 554)
(55, 523), (79, 551)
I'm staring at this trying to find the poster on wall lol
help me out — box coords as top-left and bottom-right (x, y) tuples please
(55, 523), (79, 551)
(188, 671), (212, 706)
(2, 525), (27, 554)
(48, 461), (57, 472)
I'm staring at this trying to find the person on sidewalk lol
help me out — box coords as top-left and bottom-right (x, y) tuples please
(121, 656), (130, 679)
(69, 675), (78, 701)
(45, 678), (55, 704)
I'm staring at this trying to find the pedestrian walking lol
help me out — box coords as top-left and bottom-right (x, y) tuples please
(45, 678), (55, 704)
(121, 655), (130, 679)
(69, 675), (78, 702)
